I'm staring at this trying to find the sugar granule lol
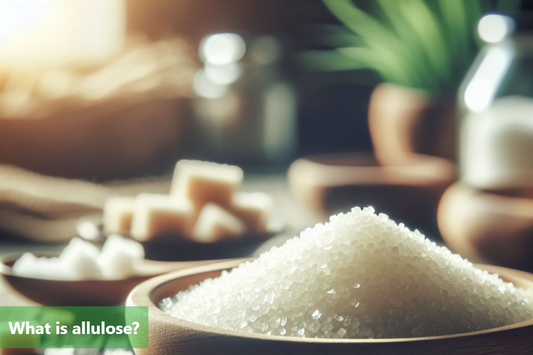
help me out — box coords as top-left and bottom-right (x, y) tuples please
(160, 207), (533, 338)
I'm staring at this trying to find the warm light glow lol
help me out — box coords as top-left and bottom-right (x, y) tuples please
(478, 14), (514, 43)
(36, 69), (75, 99)
(200, 33), (245, 65)
(0, 0), (125, 68)
(464, 46), (512, 113)
(0, 0), (52, 44)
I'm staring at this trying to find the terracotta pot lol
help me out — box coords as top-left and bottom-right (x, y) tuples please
(368, 83), (456, 163)
(438, 183), (533, 271)
(127, 260), (533, 355)
(287, 152), (455, 237)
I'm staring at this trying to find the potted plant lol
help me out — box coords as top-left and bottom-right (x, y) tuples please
(301, 0), (519, 162)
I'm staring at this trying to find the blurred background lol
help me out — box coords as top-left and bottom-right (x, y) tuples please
(2, 0), (533, 273)
(0, 0), (378, 180)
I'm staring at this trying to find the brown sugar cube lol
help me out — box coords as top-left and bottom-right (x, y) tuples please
(130, 193), (193, 241)
(192, 203), (246, 243)
(230, 192), (273, 234)
(170, 160), (243, 213)
(103, 196), (136, 235)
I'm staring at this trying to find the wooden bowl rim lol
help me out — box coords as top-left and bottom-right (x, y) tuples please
(446, 183), (533, 214)
(288, 152), (455, 188)
(127, 259), (533, 344)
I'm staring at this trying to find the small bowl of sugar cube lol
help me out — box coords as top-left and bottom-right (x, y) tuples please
(102, 160), (280, 261)
(127, 207), (533, 355)
(0, 234), (235, 306)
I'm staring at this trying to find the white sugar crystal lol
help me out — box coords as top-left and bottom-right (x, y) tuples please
(160, 207), (533, 338)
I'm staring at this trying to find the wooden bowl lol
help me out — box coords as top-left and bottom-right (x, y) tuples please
(287, 152), (455, 236)
(127, 260), (533, 355)
(0, 251), (228, 306)
(438, 183), (533, 271)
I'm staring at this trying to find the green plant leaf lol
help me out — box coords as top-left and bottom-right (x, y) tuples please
(398, 0), (452, 91)
(438, 0), (470, 68)
(296, 50), (372, 71)
(323, 0), (393, 43)
(374, 0), (435, 90)
(315, 33), (365, 48)
(323, 0), (419, 87)
(317, 0), (519, 95)
(337, 47), (398, 80)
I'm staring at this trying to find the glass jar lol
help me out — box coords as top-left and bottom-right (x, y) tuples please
(458, 14), (533, 190)
(191, 33), (297, 166)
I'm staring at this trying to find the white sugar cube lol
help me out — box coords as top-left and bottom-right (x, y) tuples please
(103, 196), (136, 234)
(60, 236), (100, 260)
(230, 192), (273, 234)
(11, 253), (39, 277)
(12, 235), (146, 281)
(192, 203), (246, 243)
(130, 193), (193, 241)
(59, 237), (103, 280)
(170, 160), (243, 211)
(99, 234), (144, 279)
(12, 253), (64, 279)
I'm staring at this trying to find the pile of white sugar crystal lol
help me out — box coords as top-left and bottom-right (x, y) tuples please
(160, 207), (533, 338)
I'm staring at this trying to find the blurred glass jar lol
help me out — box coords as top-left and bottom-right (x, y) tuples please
(191, 33), (297, 165)
(458, 14), (533, 190)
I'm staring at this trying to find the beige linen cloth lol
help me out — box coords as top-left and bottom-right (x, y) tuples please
(0, 164), (171, 242)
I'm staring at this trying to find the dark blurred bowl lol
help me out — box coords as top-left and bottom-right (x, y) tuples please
(288, 152), (455, 236)
(141, 233), (276, 261)
(77, 217), (283, 262)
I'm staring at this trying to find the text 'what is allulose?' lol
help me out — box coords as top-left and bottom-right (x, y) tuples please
(8, 321), (140, 335)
